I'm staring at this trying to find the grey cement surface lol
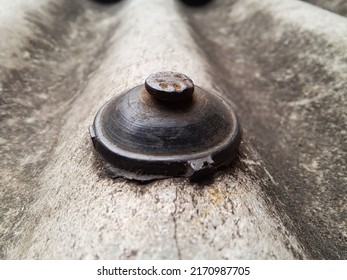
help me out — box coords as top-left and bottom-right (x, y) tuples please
(303, 0), (347, 16)
(184, 0), (347, 259)
(0, 0), (346, 259)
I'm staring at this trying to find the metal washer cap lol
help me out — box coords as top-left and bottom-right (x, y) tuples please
(90, 71), (241, 181)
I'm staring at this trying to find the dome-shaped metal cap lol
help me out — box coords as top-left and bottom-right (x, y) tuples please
(89, 71), (241, 181)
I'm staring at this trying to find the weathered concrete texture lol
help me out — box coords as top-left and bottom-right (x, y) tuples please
(0, 0), (48, 68)
(183, 0), (347, 259)
(303, 0), (347, 16)
(0, 0), (346, 259)
(1, 0), (307, 260)
(0, 0), (121, 259)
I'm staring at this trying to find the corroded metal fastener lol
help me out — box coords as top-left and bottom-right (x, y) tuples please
(145, 72), (194, 102)
(89, 71), (241, 181)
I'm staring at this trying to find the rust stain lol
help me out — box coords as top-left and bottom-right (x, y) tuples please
(207, 184), (223, 204)
(191, 184), (224, 226)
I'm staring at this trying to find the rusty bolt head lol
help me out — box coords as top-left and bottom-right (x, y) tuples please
(145, 71), (194, 102)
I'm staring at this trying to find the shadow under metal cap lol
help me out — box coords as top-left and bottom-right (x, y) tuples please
(89, 71), (241, 181)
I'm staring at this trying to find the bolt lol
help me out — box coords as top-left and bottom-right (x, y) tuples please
(90, 71), (241, 181)
(145, 71), (194, 102)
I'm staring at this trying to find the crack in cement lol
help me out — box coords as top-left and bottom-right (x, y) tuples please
(171, 184), (182, 259)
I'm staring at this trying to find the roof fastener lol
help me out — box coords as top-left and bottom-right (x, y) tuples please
(90, 71), (241, 181)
